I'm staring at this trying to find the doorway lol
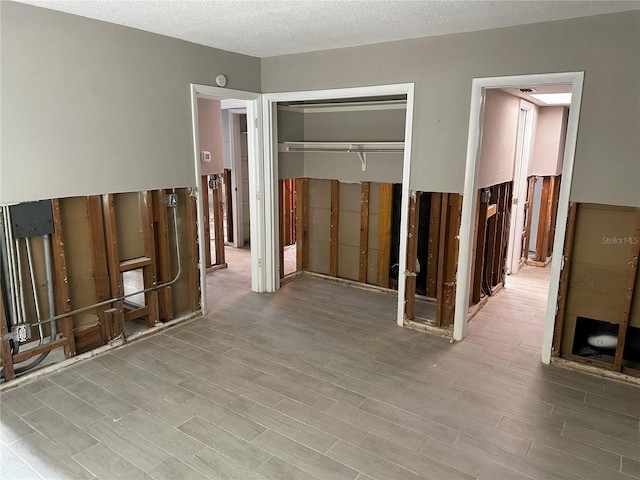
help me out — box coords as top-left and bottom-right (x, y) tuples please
(456, 72), (584, 365)
(190, 84), (262, 315)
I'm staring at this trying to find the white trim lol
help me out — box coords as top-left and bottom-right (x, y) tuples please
(190, 84), (262, 306)
(454, 72), (585, 367)
(261, 84), (415, 329)
(505, 100), (535, 274)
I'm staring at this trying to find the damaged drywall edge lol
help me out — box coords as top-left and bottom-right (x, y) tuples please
(551, 357), (640, 386)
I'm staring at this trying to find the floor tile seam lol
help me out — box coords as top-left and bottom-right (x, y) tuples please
(536, 434), (625, 472)
(525, 440), (630, 478)
(354, 399), (461, 443)
(178, 419), (271, 471)
(327, 438), (446, 480)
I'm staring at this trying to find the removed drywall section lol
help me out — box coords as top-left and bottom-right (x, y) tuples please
(557, 203), (640, 374)
(308, 179), (331, 275)
(477, 90), (521, 189)
(530, 106), (569, 176)
(0, 1), (261, 204)
(197, 98), (225, 175)
(262, 11), (640, 206)
(337, 183), (361, 280)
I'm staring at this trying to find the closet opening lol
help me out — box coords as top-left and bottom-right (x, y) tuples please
(264, 84), (415, 327)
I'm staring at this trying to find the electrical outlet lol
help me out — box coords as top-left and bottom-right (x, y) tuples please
(15, 324), (31, 342)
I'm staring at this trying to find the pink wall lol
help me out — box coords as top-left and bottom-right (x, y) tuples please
(530, 106), (568, 177)
(477, 89), (520, 189)
(197, 97), (225, 176)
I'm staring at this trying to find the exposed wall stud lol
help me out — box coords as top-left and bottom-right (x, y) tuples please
(51, 198), (76, 357)
(359, 182), (371, 283)
(295, 178), (309, 271)
(376, 183), (393, 288)
(404, 193), (420, 321)
(330, 180), (340, 277)
(613, 208), (640, 371)
(426, 193), (441, 298)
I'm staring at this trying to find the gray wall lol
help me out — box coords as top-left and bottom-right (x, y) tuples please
(262, 11), (640, 207)
(1, 1), (260, 204)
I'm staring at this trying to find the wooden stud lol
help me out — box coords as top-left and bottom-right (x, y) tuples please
(377, 184), (393, 288)
(552, 202), (577, 355)
(426, 193), (441, 298)
(359, 182), (371, 283)
(522, 177), (536, 261)
(102, 194), (124, 339)
(289, 179), (297, 245)
(484, 186), (499, 293)
(547, 176), (562, 259)
(201, 175), (212, 268)
(279, 180), (285, 279)
(444, 195), (462, 326)
(283, 179), (293, 246)
(613, 208), (640, 371)
(212, 176), (226, 267)
(435, 194), (449, 327)
(472, 191), (489, 304)
(86, 196), (110, 344)
(140, 191), (159, 327)
(404, 193), (420, 321)
(436, 194), (462, 327)
(12, 338), (69, 364)
(0, 288), (15, 381)
(51, 199), (76, 358)
(223, 169), (234, 243)
(535, 177), (552, 262)
(295, 178), (309, 272)
(152, 190), (173, 322)
(330, 180), (340, 277)
(494, 183), (512, 286)
(185, 190), (200, 312)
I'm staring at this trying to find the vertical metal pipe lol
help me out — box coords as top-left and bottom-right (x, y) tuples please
(3, 207), (21, 326)
(25, 237), (45, 339)
(14, 238), (28, 325)
(42, 234), (57, 337)
(0, 208), (17, 326)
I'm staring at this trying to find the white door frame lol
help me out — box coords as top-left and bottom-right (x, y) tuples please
(228, 109), (246, 248)
(261, 83), (415, 327)
(454, 72), (584, 365)
(505, 100), (535, 274)
(190, 84), (263, 315)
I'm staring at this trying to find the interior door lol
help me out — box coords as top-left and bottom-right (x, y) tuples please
(506, 100), (534, 274)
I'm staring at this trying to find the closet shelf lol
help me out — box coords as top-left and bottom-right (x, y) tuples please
(279, 141), (404, 153)
(278, 141), (404, 171)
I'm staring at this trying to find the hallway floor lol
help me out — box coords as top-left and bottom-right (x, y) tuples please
(1, 250), (639, 480)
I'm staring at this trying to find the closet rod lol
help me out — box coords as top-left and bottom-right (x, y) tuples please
(285, 147), (404, 153)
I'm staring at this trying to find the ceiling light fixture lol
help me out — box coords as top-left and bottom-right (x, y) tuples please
(530, 93), (572, 105)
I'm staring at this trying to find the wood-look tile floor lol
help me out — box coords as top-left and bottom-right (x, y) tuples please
(1, 247), (639, 480)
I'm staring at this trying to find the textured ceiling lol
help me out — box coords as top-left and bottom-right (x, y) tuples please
(15, 0), (640, 58)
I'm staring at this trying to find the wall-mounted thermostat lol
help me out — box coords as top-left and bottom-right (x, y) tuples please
(201, 151), (211, 163)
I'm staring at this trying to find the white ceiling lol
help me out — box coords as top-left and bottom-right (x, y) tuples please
(16, 0), (640, 58)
